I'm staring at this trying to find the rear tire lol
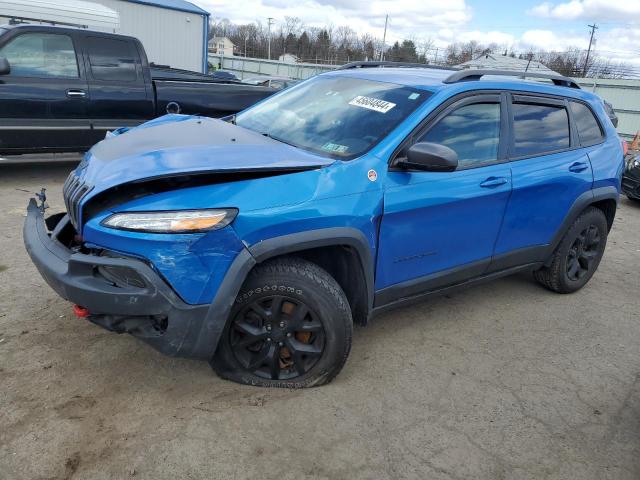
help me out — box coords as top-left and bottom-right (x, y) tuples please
(211, 257), (353, 388)
(534, 207), (608, 293)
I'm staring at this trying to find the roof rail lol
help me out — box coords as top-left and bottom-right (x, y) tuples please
(338, 61), (458, 72)
(443, 69), (581, 89)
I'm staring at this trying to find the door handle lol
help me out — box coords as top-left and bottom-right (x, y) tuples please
(480, 176), (508, 188)
(66, 89), (86, 98)
(569, 161), (589, 173)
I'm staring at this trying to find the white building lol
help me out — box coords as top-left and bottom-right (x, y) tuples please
(278, 53), (298, 63)
(0, 0), (210, 72)
(208, 36), (234, 56)
(458, 53), (559, 75)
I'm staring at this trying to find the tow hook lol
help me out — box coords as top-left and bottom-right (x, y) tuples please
(73, 305), (90, 318)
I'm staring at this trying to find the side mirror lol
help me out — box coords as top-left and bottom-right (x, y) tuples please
(0, 57), (10, 75)
(398, 142), (458, 172)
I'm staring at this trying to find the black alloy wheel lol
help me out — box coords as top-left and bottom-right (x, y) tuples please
(211, 257), (353, 388)
(229, 295), (325, 380)
(566, 225), (601, 281)
(534, 206), (608, 294)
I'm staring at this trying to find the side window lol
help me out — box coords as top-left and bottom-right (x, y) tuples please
(417, 103), (501, 168)
(0, 33), (78, 78)
(512, 103), (570, 157)
(86, 37), (137, 82)
(570, 101), (604, 145)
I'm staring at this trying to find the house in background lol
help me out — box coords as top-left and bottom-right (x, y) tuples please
(278, 53), (298, 63)
(458, 53), (560, 75)
(208, 36), (235, 56)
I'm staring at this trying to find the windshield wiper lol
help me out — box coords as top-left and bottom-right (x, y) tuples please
(260, 132), (297, 148)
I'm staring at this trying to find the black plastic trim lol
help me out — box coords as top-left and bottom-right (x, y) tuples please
(247, 227), (375, 316)
(374, 257), (490, 307)
(544, 186), (619, 265)
(373, 263), (539, 315)
(487, 245), (548, 272)
(189, 248), (256, 359)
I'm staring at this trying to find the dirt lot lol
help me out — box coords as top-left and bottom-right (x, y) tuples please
(1, 161), (639, 480)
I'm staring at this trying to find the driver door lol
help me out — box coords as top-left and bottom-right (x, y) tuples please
(375, 94), (512, 303)
(0, 30), (90, 154)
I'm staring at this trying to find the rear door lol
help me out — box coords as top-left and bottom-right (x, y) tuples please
(491, 94), (593, 269)
(81, 34), (153, 145)
(0, 29), (90, 153)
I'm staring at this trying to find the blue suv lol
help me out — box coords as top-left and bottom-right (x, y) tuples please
(24, 65), (625, 387)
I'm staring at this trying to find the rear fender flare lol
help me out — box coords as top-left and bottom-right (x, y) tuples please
(544, 186), (619, 265)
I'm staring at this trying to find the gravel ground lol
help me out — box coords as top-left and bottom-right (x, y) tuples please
(1, 161), (639, 480)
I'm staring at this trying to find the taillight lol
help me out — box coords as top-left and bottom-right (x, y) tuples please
(622, 140), (629, 156)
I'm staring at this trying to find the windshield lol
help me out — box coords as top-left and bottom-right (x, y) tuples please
(235, 75), (430, 159)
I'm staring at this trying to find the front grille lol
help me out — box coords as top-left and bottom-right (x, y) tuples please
(63, 173), (93, 230)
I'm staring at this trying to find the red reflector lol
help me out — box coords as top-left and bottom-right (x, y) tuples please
(73, 304), (90, 318)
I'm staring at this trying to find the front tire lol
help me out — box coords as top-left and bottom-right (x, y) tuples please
(534, 207), (608, 293)
(211, 257), (353, 388)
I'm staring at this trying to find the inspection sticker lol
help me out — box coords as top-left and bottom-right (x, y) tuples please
(348, 96), (396, 113)
(322, 142), (349, 153)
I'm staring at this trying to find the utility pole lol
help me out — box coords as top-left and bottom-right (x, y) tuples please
(583, 23), (598, 77)
(267, 17), (275, 60)
(379, 14), (388, 61)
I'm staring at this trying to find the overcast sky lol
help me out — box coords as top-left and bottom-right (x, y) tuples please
(195, 0), (640, 67)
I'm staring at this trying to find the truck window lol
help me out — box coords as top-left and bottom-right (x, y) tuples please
(86, 37), (137, 82)
(0, 33), (78, 78)
(512, 103), (570, 157)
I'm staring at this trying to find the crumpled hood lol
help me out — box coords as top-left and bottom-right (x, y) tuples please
(76, 115), (334, 193)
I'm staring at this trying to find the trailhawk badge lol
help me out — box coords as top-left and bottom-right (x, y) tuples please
(368, 169), (378, 182)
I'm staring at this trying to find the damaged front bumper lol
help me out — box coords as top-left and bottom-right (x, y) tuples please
(23, 199), (215, 358)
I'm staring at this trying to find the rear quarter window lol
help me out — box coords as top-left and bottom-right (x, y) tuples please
(512, 103), (570, 157)
(570, 101), (604, 145)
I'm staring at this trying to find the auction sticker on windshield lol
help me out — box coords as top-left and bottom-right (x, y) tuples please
(348, 96), (396, 113)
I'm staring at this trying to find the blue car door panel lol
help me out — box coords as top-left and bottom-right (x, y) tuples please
(377, 165), (512, 294)
(492, 95), (593, 262)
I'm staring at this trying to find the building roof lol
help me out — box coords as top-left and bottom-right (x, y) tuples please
(209, 36), (234, 45)
(458, 53), (558, 75)
(121, 0), (208, 16)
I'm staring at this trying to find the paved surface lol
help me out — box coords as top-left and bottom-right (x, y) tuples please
(1, 161), (639, 480)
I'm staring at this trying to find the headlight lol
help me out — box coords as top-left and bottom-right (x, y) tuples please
(101, 209), (237, 233)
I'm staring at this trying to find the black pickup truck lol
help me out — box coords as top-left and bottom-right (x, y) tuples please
(0, 24), (276, 155)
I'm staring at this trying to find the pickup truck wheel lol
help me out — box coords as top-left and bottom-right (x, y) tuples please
(534, 207), (608, 293)
(211, 257), (353, 388)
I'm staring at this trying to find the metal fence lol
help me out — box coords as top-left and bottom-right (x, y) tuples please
(576, 78), (640, 140)
(210, 54), (640, 139)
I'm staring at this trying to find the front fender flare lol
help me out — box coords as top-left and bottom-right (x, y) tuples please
(190, 227), (375, 359)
